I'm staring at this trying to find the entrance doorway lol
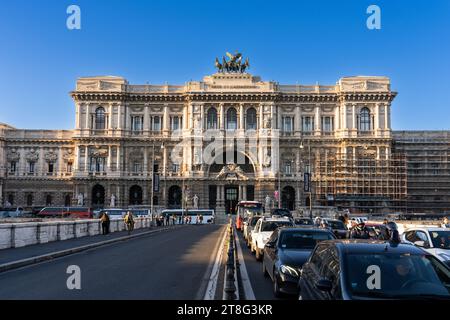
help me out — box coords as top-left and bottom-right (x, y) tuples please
(92, 184), (105, 208)
(225, 185), (239, 215)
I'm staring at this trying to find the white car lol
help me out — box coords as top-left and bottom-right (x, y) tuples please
(402, 227), (450, 267)
(250, 216), (294, 261)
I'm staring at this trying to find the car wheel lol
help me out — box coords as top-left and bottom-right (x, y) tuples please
(262, 260), (269, 277)
(273, 273), (281, 298)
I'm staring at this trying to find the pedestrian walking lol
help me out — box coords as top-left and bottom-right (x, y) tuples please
(124, 211), (135, 235)
(199, 214), (203, 224)
(100, 212), (110, 235)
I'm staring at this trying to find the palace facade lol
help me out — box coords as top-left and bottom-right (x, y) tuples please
(1, 65), (449, 215)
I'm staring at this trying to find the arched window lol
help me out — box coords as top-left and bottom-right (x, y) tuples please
(206, 108), (218, 129)
(226, 108), (237, 130)
(27, 194), (33, 206)
(359, 107), (371, 131)
(246, 108), (257, 130)
(95, 107), (106, 130)
(46, 195), (52, 206)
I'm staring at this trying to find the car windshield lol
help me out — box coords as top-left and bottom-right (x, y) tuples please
(345, 253), (450, 299)
(250, 217), (262, 227)
(279, 231), (334, 249)
(261, 221), (293, 232)
(295, 218), (313, 225)
(327, 220), (345, 229)
(429, 231), (450, 250)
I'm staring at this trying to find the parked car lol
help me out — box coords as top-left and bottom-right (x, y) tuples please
(365, 223), (390, 240)
(250, 216), (294, 261)
(294, 217), (314, 226)
(38, 207), (94, 219)
(0, 207), (25, 218)
(402, 227), (450, 267)
(271, 208), (292, 218)
(298, 239), (450, 300)
(263, 227), (335, 297)
(322, 219), (348, 239)
(243, 215), (262, 244)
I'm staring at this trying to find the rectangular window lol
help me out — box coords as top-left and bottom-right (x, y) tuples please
(133, 161), (142, 173)
(172, 164), (180, 173)
(282, 116), (294, 132)
(29, 161), (35, 174)
(131, 116), (143, 132)
(152, 116), (162, 131)
(322, 116), (334, 132)
(171, 116), (181, 131)
(48, 162), (54, 173)
(302, 116), (314, 132)
(10, 161), (16, 173)
(67, 162), (73, 173)
(284, 161), (292, 174)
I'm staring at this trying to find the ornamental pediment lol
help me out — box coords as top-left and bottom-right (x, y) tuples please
(216, 164), (248, 181)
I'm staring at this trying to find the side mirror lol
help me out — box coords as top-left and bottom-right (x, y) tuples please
(414, 240), (430, 248)
(315, 279), (332, 292)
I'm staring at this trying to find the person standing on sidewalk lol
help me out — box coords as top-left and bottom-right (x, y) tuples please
(100, 212), (110, 235)
(124, 211), (135, 235)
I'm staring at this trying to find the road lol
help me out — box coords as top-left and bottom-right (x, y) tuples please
(0, 224), (225, 300)
(236, 230), (295, 300)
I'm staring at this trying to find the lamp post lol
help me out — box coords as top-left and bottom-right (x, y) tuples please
(300, 140), (313, 219)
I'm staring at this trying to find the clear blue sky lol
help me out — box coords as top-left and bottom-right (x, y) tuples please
(0, 0), (449, 130)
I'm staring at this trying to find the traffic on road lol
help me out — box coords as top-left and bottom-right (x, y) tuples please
(236, 207), (450, 300)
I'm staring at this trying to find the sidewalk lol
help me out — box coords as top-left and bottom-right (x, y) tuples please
(0, 225), (179, 266)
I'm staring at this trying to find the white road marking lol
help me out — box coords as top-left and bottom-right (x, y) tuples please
(234, 229), (256, 300)
(203, 226), (228, 300)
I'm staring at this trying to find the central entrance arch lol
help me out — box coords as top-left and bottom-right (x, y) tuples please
(92, 184), (105, 208)
(129, 185), (143, 205)
(225, 185), (239, 215)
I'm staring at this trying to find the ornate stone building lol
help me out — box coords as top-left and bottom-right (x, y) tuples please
(2, 57), (446, 214)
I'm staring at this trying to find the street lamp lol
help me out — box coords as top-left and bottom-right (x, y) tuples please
(300, 140), (313, 219)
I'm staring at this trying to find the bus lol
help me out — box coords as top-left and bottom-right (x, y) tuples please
(161, 209), (215, 224)
(236, 201), (264, 220)
(38, 207), (94, 219)
(236, 201), (264, 231)
(96, 208), (151, 220)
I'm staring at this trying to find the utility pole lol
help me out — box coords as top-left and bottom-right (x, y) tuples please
(150, 141), (155, 216)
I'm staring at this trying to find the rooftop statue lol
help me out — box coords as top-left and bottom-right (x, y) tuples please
(215, 52), (250, 73)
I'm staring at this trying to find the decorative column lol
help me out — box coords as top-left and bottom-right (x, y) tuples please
(375, 103), (380, 132)
(85, 104), (90, 130)
(219, 103), (225, 130)
(342, 103), (347, 130)
(314, 104), (321, 135)
(239, 103), (244, 130)
(144, 103), (149, 134)
(117, 104), (123, 130)
(334, 105), (340, 132)
(108, 103), (113, 130)
(84, 146), (89, 172)
(107, 146), (112, 172)
(58, 147), (63, 176)
(163, 104), (170, 132)
(385, 103), (390, 130)
(352, 103), (357, 131)
(143, 146), (148, 175)
(243, 185), (247, 201)
(116, 146), (121, 172)
(295, 104), (301, 134)
(200, 104), (205, 131)
(259, 103), (264, 129)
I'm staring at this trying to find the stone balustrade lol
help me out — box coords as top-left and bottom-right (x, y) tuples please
(0, 217), (153, 250)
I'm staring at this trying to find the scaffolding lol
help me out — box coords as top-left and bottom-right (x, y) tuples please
(314, 151), (407, 213)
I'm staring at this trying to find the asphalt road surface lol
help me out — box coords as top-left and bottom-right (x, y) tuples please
(236, 230), (295, 300)
(0, 224), (225, 300)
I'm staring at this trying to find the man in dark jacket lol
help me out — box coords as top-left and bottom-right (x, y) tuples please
(350, 222), (370, 239)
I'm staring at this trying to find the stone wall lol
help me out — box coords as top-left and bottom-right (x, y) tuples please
(0, 217), (153, 250)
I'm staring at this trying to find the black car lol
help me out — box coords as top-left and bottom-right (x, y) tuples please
(262, 227), (335, 297)
(294, 217), (314, 226)
(298, 239), (450, 300)
(323, 219), (348, 239)
(271, 208), (292, 218)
